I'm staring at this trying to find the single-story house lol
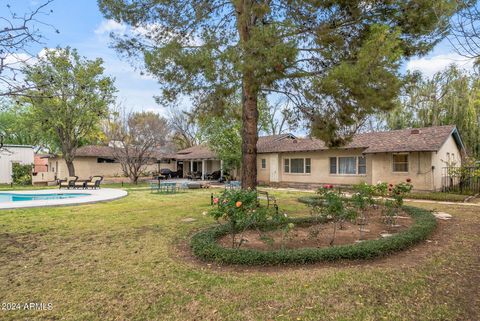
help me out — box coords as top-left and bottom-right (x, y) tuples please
(175, 125), (463, 191)
(36, 145), (176, 184)
(255, 125), (464, 191)
(34, 125), (465, 191)
(0, 145), (34, 184)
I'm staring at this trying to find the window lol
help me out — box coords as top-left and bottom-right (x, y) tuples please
(393, 154), (408, 172)
(290, 159), (304, 173)
(338, 157), (357, 174)
(284, 158), (311, 174)
(330, 156), (366, 175)
(97, 157), (116, 163)
(261, 158), (266, 169)
(329, 157), (337, 174)
(358, 156), (366, 175)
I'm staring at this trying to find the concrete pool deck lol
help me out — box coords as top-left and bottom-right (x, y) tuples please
(0, 188), (128, 210)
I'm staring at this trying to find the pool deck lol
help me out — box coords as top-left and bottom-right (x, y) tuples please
(0, 188), (128, 210)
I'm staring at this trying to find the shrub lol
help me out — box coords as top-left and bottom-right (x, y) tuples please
(190, 206), (436, 265)
(209, 189), (282, 248)
(12, 163), (33, 185)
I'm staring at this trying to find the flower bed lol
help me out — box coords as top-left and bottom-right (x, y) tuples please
(190, 205), (436, 265)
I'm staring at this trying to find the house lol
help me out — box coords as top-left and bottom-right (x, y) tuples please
(175, 125), (464, 191)
(256, 125), (464, 191)
(0, 145), (34, 184)
(36, 145), (176, 184)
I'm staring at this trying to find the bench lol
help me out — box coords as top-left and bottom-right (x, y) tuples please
(257, 190), (277, 210)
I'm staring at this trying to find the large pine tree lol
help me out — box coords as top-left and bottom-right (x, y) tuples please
(99, 0), (457, 188)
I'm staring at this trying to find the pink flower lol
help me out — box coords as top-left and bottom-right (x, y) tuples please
(323, 184), (330, 189)
(213, 197), (219, 204)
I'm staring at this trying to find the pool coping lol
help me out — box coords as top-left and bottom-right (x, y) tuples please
(0, 188), (128, 210)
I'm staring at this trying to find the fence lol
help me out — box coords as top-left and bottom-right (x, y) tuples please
(441, 166), (480, 194)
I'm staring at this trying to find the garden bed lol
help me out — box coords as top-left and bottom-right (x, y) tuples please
(191, 206), (436, 265)
(217, 207), (413, 251)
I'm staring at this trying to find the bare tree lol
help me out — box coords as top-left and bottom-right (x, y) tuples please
(167, 106), (202, 149)
(109, 111), (170, 183)
(0, 0), (58, 97)
(259, 99), (296, 136)
(449, 1), (480, 62)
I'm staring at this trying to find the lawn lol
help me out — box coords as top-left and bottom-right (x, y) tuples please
(0, 188), (478, 320)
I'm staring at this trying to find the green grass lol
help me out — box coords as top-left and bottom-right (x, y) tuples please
(405, 192), (471, 202)
(0, 188), (478, 320)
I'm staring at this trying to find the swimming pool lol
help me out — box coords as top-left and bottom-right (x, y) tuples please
(0, 192), (90, 203)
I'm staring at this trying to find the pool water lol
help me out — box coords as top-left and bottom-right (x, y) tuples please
(0, 193), (90, 203)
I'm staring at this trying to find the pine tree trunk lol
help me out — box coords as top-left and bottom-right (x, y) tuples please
(241, 85), (258, 189)
(236, 0), (258, 190)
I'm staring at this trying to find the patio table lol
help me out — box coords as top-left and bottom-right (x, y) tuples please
(159, 182), (177, 193)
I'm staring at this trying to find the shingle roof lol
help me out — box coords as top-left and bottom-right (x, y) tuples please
(257, 125), (459, 154)
(74, 145), (175, 159)
(175, 145), (217, 160)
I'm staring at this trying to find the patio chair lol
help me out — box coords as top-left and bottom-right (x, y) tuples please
(150, 181), (160, 193)
(59, 176), (78, 189)
(73, 179), (88, 189)
(85, 176), (103, 189)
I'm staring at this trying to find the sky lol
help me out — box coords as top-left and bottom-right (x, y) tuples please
(3, 0), (477, 117)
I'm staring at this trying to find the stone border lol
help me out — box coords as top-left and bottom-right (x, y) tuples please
(0, 188), (128, 210)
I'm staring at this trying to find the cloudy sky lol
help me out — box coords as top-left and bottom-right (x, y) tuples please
(4, 0), (476, 115)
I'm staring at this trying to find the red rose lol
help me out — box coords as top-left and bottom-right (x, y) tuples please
(329, 184), (334, 189)
(388, 188), (392, 192)
(389, 183), (393, 187)
(406, 178), (411, 183)
(323, 184), (330, 189)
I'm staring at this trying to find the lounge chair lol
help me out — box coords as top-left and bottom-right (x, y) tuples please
(59, 176), (78, 189)
(85, 176), (103, 189)
(74, 179), (88, 189)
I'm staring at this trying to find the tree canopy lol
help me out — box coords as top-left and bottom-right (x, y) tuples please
(99, 0), (458, 187)
(23, 47), (116, 176)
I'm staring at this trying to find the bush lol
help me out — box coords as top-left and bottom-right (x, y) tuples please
(190, 206), (437, 265)
(12, 163), (33, 185)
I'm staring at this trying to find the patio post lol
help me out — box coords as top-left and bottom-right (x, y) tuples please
(220, 160), (224, 180)
(201, 160), (205, 180)
(190, 160), (193, 173)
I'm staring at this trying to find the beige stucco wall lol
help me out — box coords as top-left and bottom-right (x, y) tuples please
(47, 157), (175, 180)
(368, 152), (433, 191)
(258, 149), (369, 186)
(431, 135), (462, 191)
(257, 137), (462, 191)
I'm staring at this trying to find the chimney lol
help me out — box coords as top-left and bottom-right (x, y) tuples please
(411, 129), (420, 134)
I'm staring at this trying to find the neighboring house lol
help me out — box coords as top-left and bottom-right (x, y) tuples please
(256, 125), (464, 191)
(37, 145), (176, 183)
(0, 145), (34, 184)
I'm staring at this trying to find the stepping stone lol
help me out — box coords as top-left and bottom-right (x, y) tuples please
(181, 218), (197, 223)
(380, 233), (393, 238)
(433, 212), (453, 220)
(358, 228), (370, 233)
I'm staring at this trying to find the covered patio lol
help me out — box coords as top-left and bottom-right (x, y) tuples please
(175, 145), (224, 180)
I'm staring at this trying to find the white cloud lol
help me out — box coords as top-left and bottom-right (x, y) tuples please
(94, 19), (127, 36)
(406, 53), (475, 77)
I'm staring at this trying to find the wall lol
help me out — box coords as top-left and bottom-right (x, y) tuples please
(369, 152), (433, 191)
(258, 149), (369, 186)
(46, 157), (175, 181)
(257, 149), (442, 191)
(0, 146), (34, 184)
(431, 135), (462, 191)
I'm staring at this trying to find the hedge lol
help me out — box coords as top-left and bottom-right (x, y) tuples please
(190, 206), (436, 265)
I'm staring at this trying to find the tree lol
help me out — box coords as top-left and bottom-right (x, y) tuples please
(386, 65), (480, 157)
(168, 106), (203, 149)
(258, 98), (296, 136)
(99, 0), (457, 188)
(23, 47), (116, 176)
(0, 0), (58, 97)
(108, 111), (170, 183)
(449, 0), (480, 62)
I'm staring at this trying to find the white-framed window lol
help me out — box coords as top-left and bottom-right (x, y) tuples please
(261, 158), (266, 169)
(284, 158), (311, 174)
(329, 156), (366, 175)
(392, 153), (409, 172)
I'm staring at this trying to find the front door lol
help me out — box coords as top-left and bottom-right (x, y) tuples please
(269, 154), (279, 182)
